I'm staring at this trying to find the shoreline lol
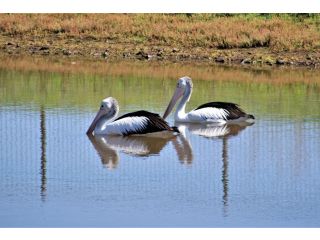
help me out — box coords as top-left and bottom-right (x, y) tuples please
(2, 37), (320, 68)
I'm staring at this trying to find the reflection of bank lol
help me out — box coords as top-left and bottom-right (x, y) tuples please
(88, 134), (177, 169)
(40, 105), (47, 202)
(176, 122), (254, 217)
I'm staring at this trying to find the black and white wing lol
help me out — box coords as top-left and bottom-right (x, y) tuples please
(188, 102), (252, 122)
(107, 110), (176, 136)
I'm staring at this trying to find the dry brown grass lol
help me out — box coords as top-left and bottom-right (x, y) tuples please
(0, 14), (319, 52)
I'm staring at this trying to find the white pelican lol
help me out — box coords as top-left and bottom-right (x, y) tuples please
(163, 76), (255, 123)
(87, 97), (179, 136)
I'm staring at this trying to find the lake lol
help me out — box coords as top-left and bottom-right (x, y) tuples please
(1, 56), (320, 227)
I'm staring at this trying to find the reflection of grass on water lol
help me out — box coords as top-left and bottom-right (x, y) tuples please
(1, 56), (320, 85)
(0, 56), (320, 119)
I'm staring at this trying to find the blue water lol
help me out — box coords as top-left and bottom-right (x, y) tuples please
(1, 65), (320, 227)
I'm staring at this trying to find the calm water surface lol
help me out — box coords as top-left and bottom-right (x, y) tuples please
(1, 58), (320, 227)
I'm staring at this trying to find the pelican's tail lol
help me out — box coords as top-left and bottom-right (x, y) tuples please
(247, 114), (255, 119)
(171, 126), (180, 134)
(244, 114), (255, 123)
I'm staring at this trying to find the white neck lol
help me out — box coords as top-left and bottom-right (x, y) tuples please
(95, 107), (119, 134)
(175, 86), (192, 121)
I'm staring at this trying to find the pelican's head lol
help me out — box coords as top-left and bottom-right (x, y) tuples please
(86, 97), (119, 135)
(101, 97), (119, 112)
(177, 76), (193, 90)
(163, 76), (193, 119)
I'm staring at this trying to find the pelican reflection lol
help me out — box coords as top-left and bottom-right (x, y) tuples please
(175, 121), (253, 139)
(176, 121), (254, 217)
(172, 125), (193, 165)
(88, 134), (177, 169)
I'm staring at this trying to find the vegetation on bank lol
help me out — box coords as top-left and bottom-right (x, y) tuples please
(1, 14), (320, 51)
(0, 14), (320, 66)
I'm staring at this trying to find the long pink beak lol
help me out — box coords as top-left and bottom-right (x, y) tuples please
(86, 109), (104, 135)
(162, 87), (184, 119)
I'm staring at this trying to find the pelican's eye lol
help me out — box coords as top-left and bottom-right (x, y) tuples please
(100, 104), (104, 108)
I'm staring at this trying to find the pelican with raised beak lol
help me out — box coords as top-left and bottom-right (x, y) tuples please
(163, 76), (255, 123)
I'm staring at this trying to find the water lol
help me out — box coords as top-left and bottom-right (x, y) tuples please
(1, 57), (320, 227)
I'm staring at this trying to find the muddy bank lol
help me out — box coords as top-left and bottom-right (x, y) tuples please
(2, 36), (320, 68)
(0, 30), (320, 69)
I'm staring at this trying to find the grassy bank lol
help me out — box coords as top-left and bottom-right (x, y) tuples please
(1, 14), (320, 67)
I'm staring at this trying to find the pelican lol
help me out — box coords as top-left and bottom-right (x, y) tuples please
(87, 97), (179, 136)
(163, 76), (255, 123)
